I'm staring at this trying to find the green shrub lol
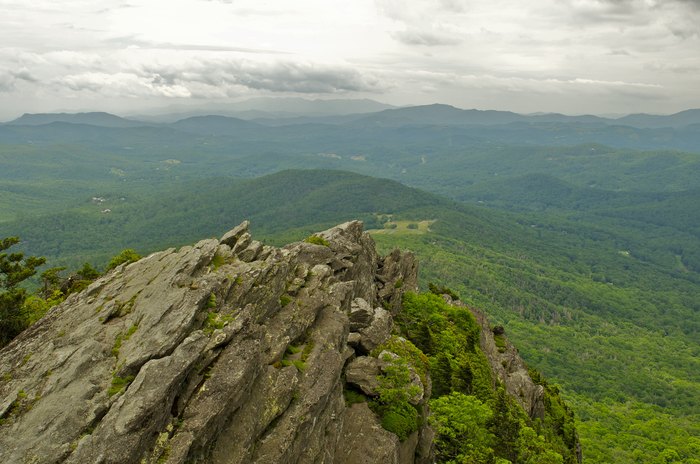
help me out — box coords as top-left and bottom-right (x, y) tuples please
(304, 235), (330, 247)
(203, 311), (234, 335)
(108, 375), (135, 397)
(280, 294), (293, 307)
(379, 402), (419, 441)
(344, 389), (367, 405)
(106, 249), (141, 271)
(211, 253), (225, 270)
(399, 292), (493, 401)
(407, 223), (419, 229)
(370, 352), (422, 440)
(281, 359), (307, 372)
(494, 334), (507, 353)
(371, 335), (429, 386)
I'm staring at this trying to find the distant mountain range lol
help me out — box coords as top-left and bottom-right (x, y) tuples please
(5, 103), (700, 130)
(7, 112), (144, 128)
(125, 97), (397, 123)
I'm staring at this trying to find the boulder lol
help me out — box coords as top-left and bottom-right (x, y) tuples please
(349, 297), (374, 331)
(358, 307), (393, 353)
(219, 221), (250, 247)
(345, 356), (383, 396)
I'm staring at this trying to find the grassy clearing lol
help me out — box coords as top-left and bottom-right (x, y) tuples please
(369, 220), (436, 235)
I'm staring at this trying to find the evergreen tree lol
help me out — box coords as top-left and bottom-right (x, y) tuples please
(0, 237), (46, 347)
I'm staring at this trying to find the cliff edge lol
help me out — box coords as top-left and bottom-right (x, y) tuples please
(0, 221), (579, 463)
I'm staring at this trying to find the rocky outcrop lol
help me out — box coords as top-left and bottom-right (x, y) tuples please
(0, 221), (422, 464)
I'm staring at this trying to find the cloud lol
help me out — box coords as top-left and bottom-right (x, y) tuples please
(608, 48), (632, 55)
(393, 29), (462, 46)
(0, 68), (38, 92)
(47, 58), (386, 99)
(102, 36), (289, 55)
(375, 0), (461, 21)
(57, 72), (192, 98)
(564, 0), (700, 34)
(141, 59), (386, 94)
(1, 0), (699, 117)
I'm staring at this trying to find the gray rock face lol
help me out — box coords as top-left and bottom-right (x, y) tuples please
(357, 307), (393, 353)
(345, 356), (383, 396)
(376, 248), (418, 314)
(336, 403), (402, 464)
(349, 297), (374, 331)
(0, 221), (426, 464)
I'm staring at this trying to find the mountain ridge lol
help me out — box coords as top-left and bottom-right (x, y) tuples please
(5, 105), (700, 129)
(0, 220), (580, 463)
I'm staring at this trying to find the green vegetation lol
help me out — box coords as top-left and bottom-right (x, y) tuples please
(370, 354), (421, 441)
(210, 253), (226, 270)
(1, 123), (699, 463)
(373, 214), (699, 463)
(111, 323), (138, 358)
(202, 310), (235, 335)
(0, 237), (46, 347)
(278, 340), (314, 373)
(343, 388), (367, 405)
(429, 392), (495, 463)
(106, 249), (141, 271)
(304, 235), (330, 247)
(399, 293), (491, 398)
(428, 282), (459, 301)
(394, 291), (576, 462)
(370, 219), (434, 235)
(108, 374), (135, 397)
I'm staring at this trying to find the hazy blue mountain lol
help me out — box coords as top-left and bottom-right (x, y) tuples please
(616, 108), (700, 128)
(228, 97), (396, 115)
(127, 98), (395, 123)
(7, 104), (700, 132)
(170, 115), (264, 136)
(528, 112), (608, 124)
(6, 112), (145, 128)
(348, 104), (526, 127)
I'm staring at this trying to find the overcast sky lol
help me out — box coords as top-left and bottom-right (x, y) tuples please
(0, 0), (699, 119)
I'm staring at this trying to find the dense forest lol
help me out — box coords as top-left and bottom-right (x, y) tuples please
(1, 110), (699, 463)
